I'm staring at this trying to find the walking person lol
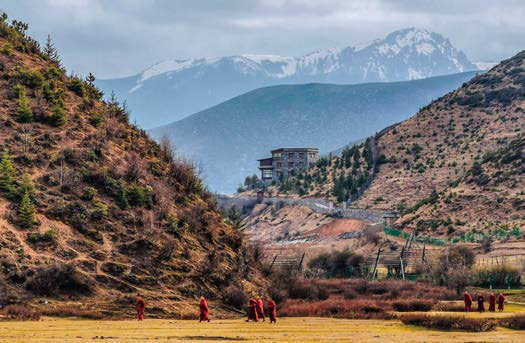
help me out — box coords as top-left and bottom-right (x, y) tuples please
(488, 293), (496, 312)
(136, 294), (145, 321)
(497, 293), (506, 312)
(268, 298), (277, 324)
(256, 296), (265, 322)
(199, 296), (210, 322)
(246, 297), (259, 322)
(477, 293), (485, 313)
(463, 291), (473, 312)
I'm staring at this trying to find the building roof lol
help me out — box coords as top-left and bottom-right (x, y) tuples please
(270, 147), (319, 153)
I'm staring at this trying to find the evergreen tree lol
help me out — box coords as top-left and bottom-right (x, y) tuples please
(0, 150), (17, 194)
(18, 191), (35, 228)
(86, 72), (95, 84)
(16, 88), (33, 122)
(43, 34), (62, 68)
(49, 104), (67, 126)
(18, 173), (36, 201)
(226, 205), (243, 230)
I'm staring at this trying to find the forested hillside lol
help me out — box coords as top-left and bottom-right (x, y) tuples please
(278, 51), (524, 237)
(0, 15), (263, 316)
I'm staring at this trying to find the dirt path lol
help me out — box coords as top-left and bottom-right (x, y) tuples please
(0, 317), (523, 342)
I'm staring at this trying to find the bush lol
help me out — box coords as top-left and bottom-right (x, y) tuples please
(16, 89), (33, 122)
(400, 314), (496, 332)
(472, 264), (522, 288)
(2, 305), (40, 320)
(68, 77), (84, 97)
(392, 299), (434, 312)
(500, 314), (525, 330)
(27, 229), (56, 244)
(308, 249), (364, 278)
(434, 301), (465, 312)
(26, 263), (93, 296)
(49, 104), (67, 126)
(220, 285), (248, 310)
(12, 68), (44, 88)
(279, 297), (393, 319)
(40, 305), (103, 319)
(81, 186), (97, 200)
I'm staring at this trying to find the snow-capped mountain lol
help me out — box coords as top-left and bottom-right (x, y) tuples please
(96, 28), (478, 128)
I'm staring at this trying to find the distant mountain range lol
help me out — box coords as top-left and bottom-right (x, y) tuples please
(97, 28), (478, 128)
(149, 71), (479, 193)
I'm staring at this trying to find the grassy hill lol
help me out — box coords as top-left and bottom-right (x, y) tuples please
(276, 51), (524, 237)
(0, 15), (262, 317)
(150, 71), (479, 193)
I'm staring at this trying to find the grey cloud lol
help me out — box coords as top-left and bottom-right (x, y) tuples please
(0, 0), (523, 78)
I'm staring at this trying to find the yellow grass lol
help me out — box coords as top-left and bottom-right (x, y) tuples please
(0, 316), (524, 343)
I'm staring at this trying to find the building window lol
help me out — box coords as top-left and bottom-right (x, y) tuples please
(299, 153), (304, 159)
(276, 162), (282, 168)
(288, 162), (294, 168)
(273, 152), (282, 158)
(288, 152), (294, 159)
(262, 170), (272, 179)
(298, 162), (304, 169)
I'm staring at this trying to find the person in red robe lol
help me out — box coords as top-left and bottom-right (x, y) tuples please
(199, 296), (210, 322)
(256, 296), (265, 322)
(488, 293), (496, 312)
(477, 294), (485, 313)
(497, 293), (506, 312)
(136, 294), (145, 321)
(246, 297), (259, 322)
(463, 291), (473, 312)
(267, 298), (277, 324)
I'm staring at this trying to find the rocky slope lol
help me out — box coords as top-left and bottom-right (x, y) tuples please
(97, 28), (477, 128)
(150, 71), (478, 193)
(277, 51), (525, 237)
(0, 17), (262, 316)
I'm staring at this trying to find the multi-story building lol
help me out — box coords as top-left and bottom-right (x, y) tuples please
(258, 147), (319, 182)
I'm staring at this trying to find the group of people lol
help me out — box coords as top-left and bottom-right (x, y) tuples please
(463, 291), (506, 313)
(246, 296), (277, 323)
(135, 294), (277, 323)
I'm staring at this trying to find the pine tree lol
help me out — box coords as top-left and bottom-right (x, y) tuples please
(18, 191), (35, 228)
(16, 89), (33, 122)
(0, 150), (17, 194)
(18, 173), (35, 201)
(86, 72), (95, 84)
(49, 104), (67, 126)
(43, 34), (62, 68)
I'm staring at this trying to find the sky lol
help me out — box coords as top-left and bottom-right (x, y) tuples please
(1, 0), (524, 79)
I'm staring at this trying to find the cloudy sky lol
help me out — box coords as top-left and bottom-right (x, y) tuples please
(1, 0), (524, 79)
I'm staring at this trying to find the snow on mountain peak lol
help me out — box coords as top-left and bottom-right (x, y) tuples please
(131, 28), (475, 89)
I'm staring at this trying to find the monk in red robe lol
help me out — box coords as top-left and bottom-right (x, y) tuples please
(246, 297), (259, 322)
(477, 294), (485, 313)
(497, 293), (506, 311)
(256, 296), (265, 322)
(463, 291), (473, 312)
(267, 298), (277, 323)
(199, 296), (210, 322)
(488, 293), (496, 312)
(136, 294), (145, 321)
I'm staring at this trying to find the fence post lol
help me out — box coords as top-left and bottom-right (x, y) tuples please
(298, 253), (305, 271)
(370, 248), (382, 281)
(269, 255), (278, 272)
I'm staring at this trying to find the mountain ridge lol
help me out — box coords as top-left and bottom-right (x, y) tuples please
(97, 27), (478, 128)
(150, 71), (479, 193)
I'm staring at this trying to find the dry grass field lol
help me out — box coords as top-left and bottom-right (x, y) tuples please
(0, 315), (523, 343)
